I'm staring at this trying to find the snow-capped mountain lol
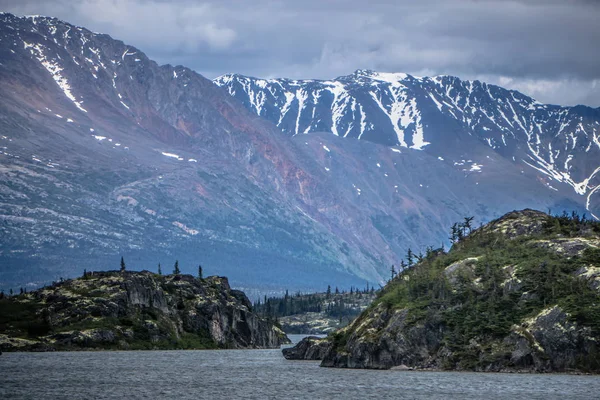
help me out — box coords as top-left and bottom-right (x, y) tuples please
(215, 70), (600, 218)
(0, 13), (590, 292)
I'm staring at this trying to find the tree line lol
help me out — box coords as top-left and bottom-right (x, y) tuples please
(254, 284), (376, 320)
(91, 257), (205, 279)
(387, 216), (476, 282)
(1, 258), (208, 300)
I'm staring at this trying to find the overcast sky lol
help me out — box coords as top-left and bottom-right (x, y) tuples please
(2, 0), (599, 106)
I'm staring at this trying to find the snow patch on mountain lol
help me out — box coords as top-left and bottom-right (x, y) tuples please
(161, 152), (183, 160)
(215, 70), (600, 216)
(22, 40), (87, 113)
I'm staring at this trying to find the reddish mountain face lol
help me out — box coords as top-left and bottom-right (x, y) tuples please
(216, 72), (600, 219)
(0, 14), (586, 292)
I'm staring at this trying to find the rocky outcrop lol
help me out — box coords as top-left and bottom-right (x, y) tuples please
(282, 336), (331, 360)
(0, 271), (289, 351)
(475, 209), (549, 239)
(531, 238), (600, 257)
(444, 257), (479, 287)
(312, 210), (600, 372)
(506, 306), (598, 372)
(319, 303), (599, 372)
(320, 304), (445, 369)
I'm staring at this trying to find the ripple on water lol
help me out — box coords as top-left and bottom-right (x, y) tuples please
(1, 347), (599, 400)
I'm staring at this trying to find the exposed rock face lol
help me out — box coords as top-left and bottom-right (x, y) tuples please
(320, 305), (444, 369)
(475, 209), (549, 239)
(282, 336), (331, 360)
(0, 271), (289, 351)
(506, 306), (598, 372)
(444, 257), (479, 286)
(532, 238), (600, 257)
(319, 304), (599, 372)
(310, 210), (600, 372)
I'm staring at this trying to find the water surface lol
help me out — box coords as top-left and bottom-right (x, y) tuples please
(1, 335), (598, 399)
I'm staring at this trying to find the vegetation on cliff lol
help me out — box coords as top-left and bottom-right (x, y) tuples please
(0, 271), (289, 351)
(305, 210), (600, 372)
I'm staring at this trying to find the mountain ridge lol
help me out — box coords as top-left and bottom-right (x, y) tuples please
(0, 13), (593, 293)
(215, 70), (600, 219)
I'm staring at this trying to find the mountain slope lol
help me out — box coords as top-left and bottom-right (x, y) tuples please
(215, 71), (600, 218)
(0, 14), (588, 292)
(0, 13), (373, 290)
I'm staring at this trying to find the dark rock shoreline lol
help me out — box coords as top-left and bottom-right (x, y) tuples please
(282, 336), (330, 360)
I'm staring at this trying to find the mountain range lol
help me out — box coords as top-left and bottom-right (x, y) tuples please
(0, 13), (597, 293)
(215, 71), (600, 214)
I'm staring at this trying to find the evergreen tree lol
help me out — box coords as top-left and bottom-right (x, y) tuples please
(83, 268), (87, 278)
(450, 223), (459, 243)
(456, 224), (465, 241)
(400, 260), (407, 271)
(407, 248), (414, 267)
(335, 287), (340, 295)
(198, 265), (203, 279)
(416, 252), (424, 263)
(9, 288), (13, 296)
(463, 216), (475, 235)
(120, 256), (126, 272)
(173, 260), (180, 275)
(425, 246), (434, 258)
(326, 285), (332, 299)
(390, 264), (396, 281)
(0, 290), (4, 299)
(158, 263), (162, 275)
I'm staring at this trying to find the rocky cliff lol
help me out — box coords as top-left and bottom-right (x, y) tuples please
(285, 210), (600, 372)
(0, 271), (289, 351)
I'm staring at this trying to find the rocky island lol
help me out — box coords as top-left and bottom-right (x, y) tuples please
(0, 271), (289, 351)
(285, 210), (600, 373)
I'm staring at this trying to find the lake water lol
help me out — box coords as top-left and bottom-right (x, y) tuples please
(1, 334), (599, 399)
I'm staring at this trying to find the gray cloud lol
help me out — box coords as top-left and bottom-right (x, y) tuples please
(2, 0), (599, 106)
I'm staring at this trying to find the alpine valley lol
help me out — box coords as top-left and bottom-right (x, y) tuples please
(1, 13), (599, 294)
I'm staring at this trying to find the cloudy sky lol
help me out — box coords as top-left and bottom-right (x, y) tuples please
(2, 0), (599, 106)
